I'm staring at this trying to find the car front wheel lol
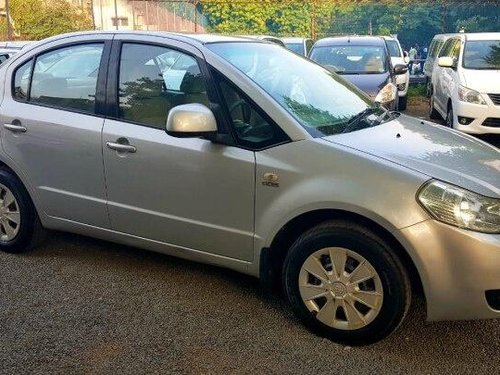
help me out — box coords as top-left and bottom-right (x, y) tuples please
(283, 220), (411, 346)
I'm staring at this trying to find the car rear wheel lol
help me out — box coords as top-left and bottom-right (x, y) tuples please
(283, 220), (411, 346)
(0, 169), (43, 253)
(445, 105), (454, 128)
(398, 95), (407, 111)
(429, 93), (440, 120)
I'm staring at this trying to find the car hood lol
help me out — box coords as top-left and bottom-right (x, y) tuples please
(323, 115), (500, 198)
(338, 73), (390, 98)
(461, 68), (500, 93)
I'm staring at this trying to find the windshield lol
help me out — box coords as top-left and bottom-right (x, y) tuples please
(463, 40), (500, 70)
(309, 45), (388, 74)
(207, 42), (391, 136)
(386, 40), (401, 58)
(285, 43), (304, 54)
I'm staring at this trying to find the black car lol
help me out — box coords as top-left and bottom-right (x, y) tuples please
(309, 36), (408, 110)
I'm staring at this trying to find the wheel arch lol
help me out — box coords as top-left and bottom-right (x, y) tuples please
(260, 209), (424, 298)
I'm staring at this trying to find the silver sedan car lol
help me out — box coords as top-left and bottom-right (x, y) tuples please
(0, 32), (498, 346)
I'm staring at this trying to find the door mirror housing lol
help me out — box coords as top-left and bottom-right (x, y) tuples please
(438, 56), (456, 68)
(166, 104), (218, 138)
(393, 64), (409, 75)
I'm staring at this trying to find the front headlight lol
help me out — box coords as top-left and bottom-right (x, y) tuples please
(458, 85), (486, 105)
(418, 181), (500, 234)
(375, 83), (397, 104)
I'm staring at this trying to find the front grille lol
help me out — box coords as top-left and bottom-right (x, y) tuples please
(489, 93), (500, 105)
(482, 118), (500, 127)
(486, 290), (500, 310)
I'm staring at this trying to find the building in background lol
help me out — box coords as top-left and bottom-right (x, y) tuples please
(92, 0), (204, 32)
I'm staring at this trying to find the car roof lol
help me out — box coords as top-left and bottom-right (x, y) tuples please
(464, 32), (500, 41)
(313, 36), (386, 47)
(34, 31), (265, 47)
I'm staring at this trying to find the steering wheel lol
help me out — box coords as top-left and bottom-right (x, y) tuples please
(229, 99), (252, 122)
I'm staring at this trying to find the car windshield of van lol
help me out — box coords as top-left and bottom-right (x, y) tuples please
(386, 40), (401, 58)
(463, 40), (500, 70)
(309, 45), (388, 74)
(207, 42), (394, 137)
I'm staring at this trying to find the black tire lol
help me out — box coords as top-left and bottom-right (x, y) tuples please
(398, 95), (408, 111)
(445, 104), (454, 128)
(429, 93), (440, 120)
(283, 220), (411, 346)
(0, 168), (44, 253)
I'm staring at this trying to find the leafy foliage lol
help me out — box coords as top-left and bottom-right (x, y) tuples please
(1, 0), (93, 40)
(200, 1), (500, 48)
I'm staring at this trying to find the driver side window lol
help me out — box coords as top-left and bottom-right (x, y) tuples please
(216, 74), (288, 149)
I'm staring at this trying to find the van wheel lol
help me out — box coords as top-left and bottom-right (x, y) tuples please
(283, 220), (411, 346)
(429, 94), (440, 120)
(0, 169), (44, 253)
(445, 105), (454, 128)
(398, 95), (407, 111)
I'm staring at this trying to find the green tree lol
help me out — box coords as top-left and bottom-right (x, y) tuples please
(1, 0), (93, 41)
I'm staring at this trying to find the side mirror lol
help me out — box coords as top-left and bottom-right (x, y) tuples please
(404, 56), (410, 64)
(166, 103), (217, 138)
(394, 64), (409, 75)
(438, 56), (455, 68)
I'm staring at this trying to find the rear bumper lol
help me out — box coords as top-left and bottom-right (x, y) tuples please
(453, 97), (500, 134)
(398, 220), (500, 321)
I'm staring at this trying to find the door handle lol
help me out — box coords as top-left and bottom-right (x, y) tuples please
(3, 123), (27, 133)
(106, 141), (137, 153)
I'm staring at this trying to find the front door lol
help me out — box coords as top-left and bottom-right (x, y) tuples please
(101, 39), (256, 261)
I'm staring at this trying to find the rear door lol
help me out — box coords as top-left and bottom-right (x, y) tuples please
(101, 35), (256, 261)
(0, 36), (112, 227)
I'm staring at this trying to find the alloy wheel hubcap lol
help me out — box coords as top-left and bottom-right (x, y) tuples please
(0, 184), (20, 242)
(299, 247), (383, 330)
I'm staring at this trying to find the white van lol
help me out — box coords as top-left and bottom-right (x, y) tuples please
(424, 33), (456, 97)
(430, 32), (500, 134)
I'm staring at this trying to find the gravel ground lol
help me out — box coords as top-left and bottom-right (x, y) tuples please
(1, 99), (499, 374)
(1, 233), (499, 375)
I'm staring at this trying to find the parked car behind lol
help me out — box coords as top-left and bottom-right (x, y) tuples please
(383, 36), (410, 110)
(424, 34), (456, 97)
(0, 41), (33, 65)
(309, 36), (407, 110)
(430, 32), (500, 134)
(0, 32), (498, 346)
(282, 37), (314, 56)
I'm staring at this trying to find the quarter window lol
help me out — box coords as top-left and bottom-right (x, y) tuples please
(13, 59), (33, 101)
(118, 43), (209, 129)
(30, 44), (104, 113)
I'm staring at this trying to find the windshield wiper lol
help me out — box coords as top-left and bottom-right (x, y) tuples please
(341, 106), (379, 134)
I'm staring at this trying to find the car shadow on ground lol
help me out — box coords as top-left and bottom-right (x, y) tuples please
(22, 231), (499, 363)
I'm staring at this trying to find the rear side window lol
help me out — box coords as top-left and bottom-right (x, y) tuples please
(117, 43), (209, 129)
(30, 44), (104, 113)
(13, 59), (33, 101)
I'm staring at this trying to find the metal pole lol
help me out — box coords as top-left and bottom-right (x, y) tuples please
(114, 0), (119, 30)
(194, 1), (198, 33)
(6, 0), (12, 40)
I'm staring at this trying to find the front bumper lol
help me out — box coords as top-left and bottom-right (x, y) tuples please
(397, 220), (500, 321)
(453, 96), (500, 134)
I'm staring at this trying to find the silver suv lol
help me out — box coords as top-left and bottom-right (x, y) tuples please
(0, 32), (498, 346)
